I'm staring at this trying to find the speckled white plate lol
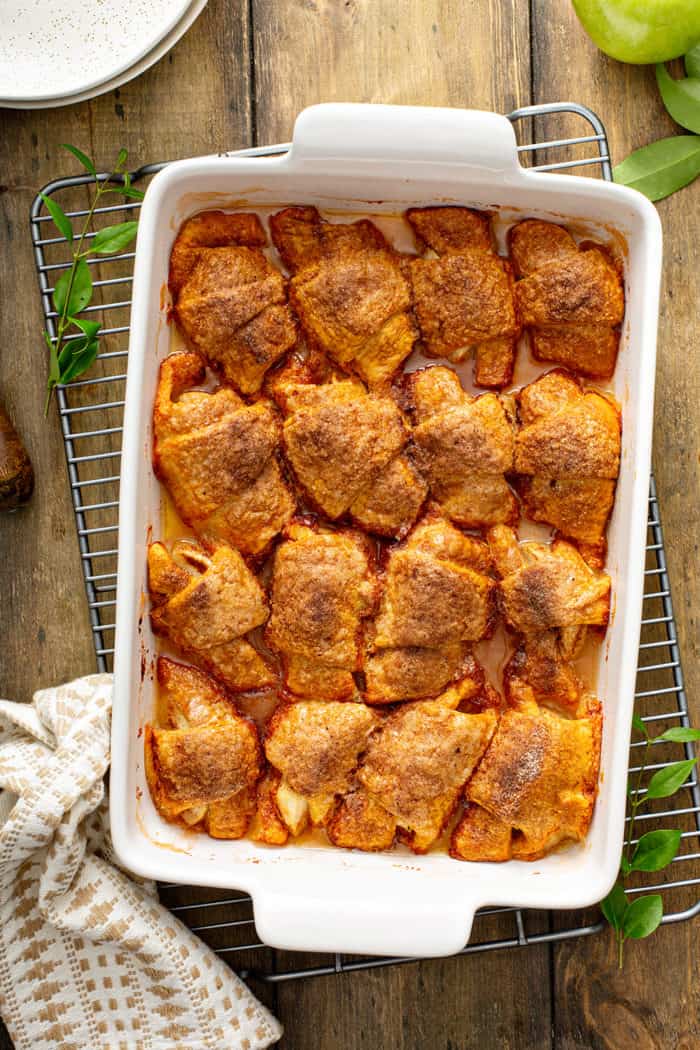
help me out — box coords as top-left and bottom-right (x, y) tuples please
(0, 0), (207, 109)
(0, 0), (193, 102)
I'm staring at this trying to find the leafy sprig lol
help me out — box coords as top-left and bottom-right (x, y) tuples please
(602, 719), (700, 967)
(41, 145), (144, 414)
(614, 46), (700, 200)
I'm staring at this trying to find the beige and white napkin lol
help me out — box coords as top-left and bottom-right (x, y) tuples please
(0, 674), (282, 1050)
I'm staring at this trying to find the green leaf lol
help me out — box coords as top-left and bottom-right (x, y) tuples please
(613, 136), (700, 202)
(71, 317), (100, 341)
(58, 334), (88, 370)
(632, 714), (648, 738)
(53, 259), (92, 318)
(601, 882), (628, 932)
(67, 258), (93, 315)
(655, 727), (700, 744)
(60, 144), (97, 177)
(630, 829), (682, 873)
(105, 184), (145, 201)
(92, 221), (138, 255)
(52, 270), (71, 316)
(43, 142), (138, 416)
(622, 895), (663, 940)
(39, 192), (73, 243)
(686, 43), (700, 79)
(620, 855), (632, 876)
(59, 338), (98, 384)
(656, 64), (700, 134)
(643, 758), (697, 802)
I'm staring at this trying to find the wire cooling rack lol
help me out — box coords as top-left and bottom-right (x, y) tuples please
(30, 102), (700, 982)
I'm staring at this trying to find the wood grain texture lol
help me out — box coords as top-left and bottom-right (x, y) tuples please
(269, 931), (553, 1050)
(1, 0), (699, 1048)
(251, 0), (531, 144)
(0, 0), (253, 700)
(532, 3), (700, 1049)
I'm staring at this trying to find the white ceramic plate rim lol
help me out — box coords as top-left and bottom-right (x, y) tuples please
(0, 0), (207, 111)
(0, 0), (196, 103)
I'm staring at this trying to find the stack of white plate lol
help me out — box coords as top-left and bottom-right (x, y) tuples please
(0, 0), (208, 109)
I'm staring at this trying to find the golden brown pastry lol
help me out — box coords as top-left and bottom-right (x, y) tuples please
(153, 351), (295, 557)
(374, 515), (497, 647)
(365, 512), (497, 704)
(144, 658), (262, 838)
(406, 206), (492, 255)
(405, 507), (496, 575)
(264, 700), (381, 833)
(270, 205), (391, 273)
(265, 522), (377, 700)
(510, 219), (624, 380)
(169, 211), (267, 296)
(148, 539), (273, 692)
(348, 453), (428, 538)
(169, 211), (296, 394)
(148, 204), (619, 865)
(249, 768), (290, 846)
(407, 365), (517, 529)
(449, 802), (514, 863)
(407, 206), (519, 387)
(358, 700), (498, 852)
(454, 696), (602, 861)
(276, 367), (426, 536)
(326, 667), (501, 853)
(503, 631), (585, 717)
(364, 643), (470, 706)
(488, 524), (611, 636)
(326, 787), (398, 852)
(432, 657), (504, 714)
(290, 249), (417, 386)
(513, 370), (621, 566)
(365, 642), (498, 712)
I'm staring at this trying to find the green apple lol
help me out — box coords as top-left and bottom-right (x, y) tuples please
(572, 0), (700, 64)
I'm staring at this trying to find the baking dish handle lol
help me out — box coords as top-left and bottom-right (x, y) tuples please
(288, 102), (520, 172)
(252, 882), (480, 958)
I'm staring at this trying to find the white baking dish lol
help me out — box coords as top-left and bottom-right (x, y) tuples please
(111, 103), (662, 958)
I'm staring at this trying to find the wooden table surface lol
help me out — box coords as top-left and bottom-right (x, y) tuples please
(1, 1), (699, 1047)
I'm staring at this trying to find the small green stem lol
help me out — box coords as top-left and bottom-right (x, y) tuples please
(610, 731), (649, 971)
(624, 735), (651, 867)
(60, 177), (107, 321)
(43, 150), (133, 414)
(45, 175), (110, 412)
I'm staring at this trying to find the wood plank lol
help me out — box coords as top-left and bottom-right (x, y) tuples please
(531, 3), (700, 1047)
(252, 0), (531, 145)
(272, 934), (553, 1050)
(0, 2), (254, 696)
(0, 3), (272, 1044)
(249, 3), (551, 1047)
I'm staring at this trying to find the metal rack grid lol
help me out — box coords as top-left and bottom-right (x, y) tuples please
(30, 102), (700, 982)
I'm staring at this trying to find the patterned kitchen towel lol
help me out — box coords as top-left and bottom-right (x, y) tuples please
(0, 674), (282, 1050)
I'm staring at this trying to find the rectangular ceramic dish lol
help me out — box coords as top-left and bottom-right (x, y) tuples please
(111, 103), (663, 958)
